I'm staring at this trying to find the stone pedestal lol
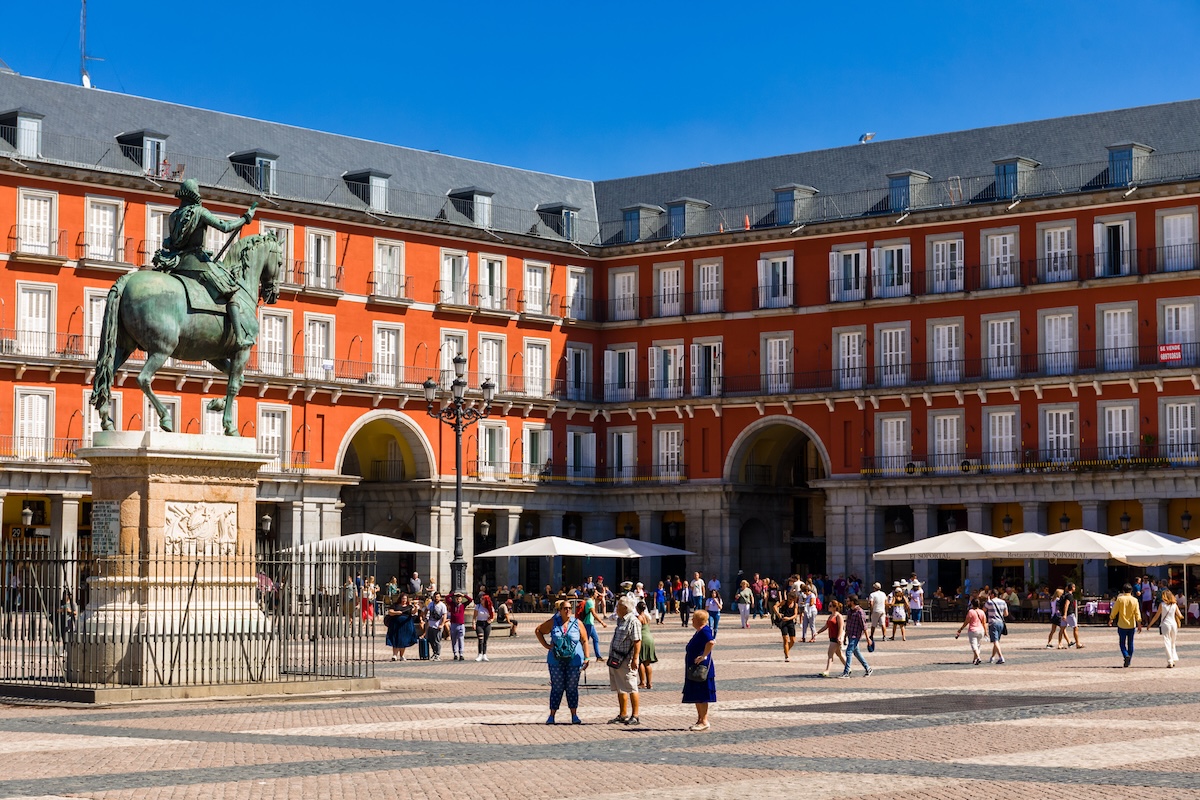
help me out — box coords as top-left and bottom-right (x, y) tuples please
(66, 431), (274, 686)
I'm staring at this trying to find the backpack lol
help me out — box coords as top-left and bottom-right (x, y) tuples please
(552, 619), (577, 662)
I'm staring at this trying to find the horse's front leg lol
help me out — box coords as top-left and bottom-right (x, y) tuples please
(223, 347), (252, 436)
(137, 351), (173, 431)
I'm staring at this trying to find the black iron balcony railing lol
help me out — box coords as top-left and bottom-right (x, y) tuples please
(75, 232), (134, 265)
(257, 448), (310, 474)
(0, 436), (83, 464)
(862, 443), (1200, 477)
(367, 271), (412, 302)
(294, 260), (344, 293)
(518, 290), (561, 317)
(7, 226), (67, 259)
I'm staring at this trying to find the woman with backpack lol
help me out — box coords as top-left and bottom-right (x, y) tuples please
(535, 599), (590, 725)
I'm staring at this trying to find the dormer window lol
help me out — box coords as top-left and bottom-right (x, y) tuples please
(665, 198), (710, 239)
(668, 205), (685, 237)
(344, 169), (391, 213)
(116, 130), (169, 176)
(886, 170), (931, 212)
(773, 184), (818, 226)
(1106, 142), (1154, 188)
(0, 108), (43, 159)
(536, 202), (580, 240)
(992, 156), (1039, 200)
(448, 187), (494, 227)
(229, 149), (279, 194)
(621, 204), (665, 243)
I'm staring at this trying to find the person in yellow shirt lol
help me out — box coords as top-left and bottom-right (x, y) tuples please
(1108, 583), (1143, 668)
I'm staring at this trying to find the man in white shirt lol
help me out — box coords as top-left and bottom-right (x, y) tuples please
(690, 573), (706, 608)
(868, 582), (889, 642)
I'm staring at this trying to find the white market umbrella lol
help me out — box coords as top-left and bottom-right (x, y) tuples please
(284, 532), (444, 554)
(1117, 540), (1200, 567)
(1002, 528), (1156, 560)
(1113, 529), (1189, 549)
(873, 530), (1000, 561)
(476, 536), (616, 559)
(593, 538), (695, 558)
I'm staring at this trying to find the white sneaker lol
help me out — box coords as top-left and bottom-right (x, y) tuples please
(482, 654), (489, 662)
(475, 654), (484, 662)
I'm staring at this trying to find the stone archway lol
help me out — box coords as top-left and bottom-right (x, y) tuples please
(738, 518), (777, 578)
(336, 411), (436, 539)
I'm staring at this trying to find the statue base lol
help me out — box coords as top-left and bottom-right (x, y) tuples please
(67, 431), (276, 686)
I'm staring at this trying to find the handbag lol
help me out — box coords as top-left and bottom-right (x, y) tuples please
(686, 660), (710, 682)
(1001, 620), (1009, 636)
(606, 649), (629, 669)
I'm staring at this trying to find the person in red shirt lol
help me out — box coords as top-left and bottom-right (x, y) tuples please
(816, 599), (846, 677)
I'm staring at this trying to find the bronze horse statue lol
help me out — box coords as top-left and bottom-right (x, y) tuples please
(91, 233), (283, 435)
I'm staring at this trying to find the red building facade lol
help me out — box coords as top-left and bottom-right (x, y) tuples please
(0, 68), (1197, 593)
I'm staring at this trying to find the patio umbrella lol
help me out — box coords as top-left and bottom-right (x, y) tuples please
(872, 530), (1000, 560)
(1000, 529), (1157, 560)
(475, 536), (616, 559)
(284, 533), (445, 554)
(592, 538), (695, 558)
(1113, 529), (1189, 549)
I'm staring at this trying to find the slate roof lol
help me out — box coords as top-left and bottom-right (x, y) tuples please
(0, 70), (597, 224)
(591, 100), (1200, 224)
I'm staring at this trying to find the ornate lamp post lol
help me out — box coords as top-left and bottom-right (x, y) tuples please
(424, 354), (495, 595)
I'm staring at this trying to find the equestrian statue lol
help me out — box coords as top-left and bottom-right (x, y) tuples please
(91, 179), (283, 435)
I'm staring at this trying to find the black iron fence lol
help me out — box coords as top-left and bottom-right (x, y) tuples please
(0, 542), (376, 689)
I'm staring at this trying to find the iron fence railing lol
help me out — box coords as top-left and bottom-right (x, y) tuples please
(366, 271), (412, 302)
(0, 542), (375, 689)
(862, 443), (1200, 477)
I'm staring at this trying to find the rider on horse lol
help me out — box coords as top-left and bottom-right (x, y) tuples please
(152, 179), (257, 347)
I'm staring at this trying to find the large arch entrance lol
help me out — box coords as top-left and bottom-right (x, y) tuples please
(725, 417), (830, 578)
(337, 413), (436, 579)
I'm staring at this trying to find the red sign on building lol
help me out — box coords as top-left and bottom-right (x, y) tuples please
(1159, 343), (1183, 362)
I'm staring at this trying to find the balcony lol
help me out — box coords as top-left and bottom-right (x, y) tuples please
(862, 443), (1199, 478)
(367, 272), (413, 306)
(466, 460), (558, 483)
(0, 436), (83, 465)
(294, 261), (344, 296)
(75, 233), (135, 272)
(258, 448), (310, 475)
(518, 290), (560, 320)
(7, 227), (67, 265)
(432, 281), (521, 314)
(605, 463), (686, 485)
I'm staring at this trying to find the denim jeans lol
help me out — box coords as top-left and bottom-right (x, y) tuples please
(753, 596), (764, 618)
(910, 607), (923, 623)
(842, 636), (870, 675)
(584, 623), (601, 658)
(1118, 626), (1136, 659)
(708, 609), (720, 634)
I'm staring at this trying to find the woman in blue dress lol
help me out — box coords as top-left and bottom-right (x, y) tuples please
(682, 608), (716, 731)
(384, 593), (420, 661)
(535, 599), (590, 724)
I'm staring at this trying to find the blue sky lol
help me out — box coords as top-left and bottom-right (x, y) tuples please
(3, 1), (1199, 180)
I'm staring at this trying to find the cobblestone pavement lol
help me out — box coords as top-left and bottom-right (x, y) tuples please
(0, 616), (1196, 799)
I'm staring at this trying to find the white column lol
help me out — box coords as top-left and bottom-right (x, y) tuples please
(50, 494), (80, 552)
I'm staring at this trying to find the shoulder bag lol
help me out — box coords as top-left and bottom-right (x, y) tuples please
(686, 660), (710, 682)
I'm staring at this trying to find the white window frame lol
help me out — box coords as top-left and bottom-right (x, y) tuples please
(440, 248), (470, 305)
(566, 266), (591, 321)
(870, 242), (911, 298)
(1038, 221), (1076, 283)
(876, 323), (910, 388)
(982, 228), (1018, 289)
(654, 425), (684, 483)
(608, 427), (636, 483)
(17, 188), (56, 256)
(256, 404), (291, 471)
(258, 309), (291, 377)
(1041, 404), (1078, 463)
(304, 228), (337, 290)
(1093, 213), (1136, 278)
(16, 280), (55, 357)
(982, 313), (1019, 380)
(984, 407), (1019, 471)
(566, 428), (596, 483)
(477, 254), (506, 311)
(1156, 206), (1198, 272)
(1160, 397), (1199, 464)
(371, 322), (403, 387)
(611, 268), (638, 321)
(523, 261), (550, 315)
(303, 313), (335, 381)
(928, 319), (963, 384)
(758, 251), (794, 308)
(875, 413), (910, 471)
(373, 238), (405, 299)
(834, 327), (866, 390)
(1159, 297), (1198, 365)
(523, 338), (550, 397)
(1038, 308), (1077, 376)
(927, 234), (964, 293)
(604, 346), (636, 402)
(1097, 302), (1137, 372)
(16, 117), (41, 158)
(566, 343), (591, 401)
(440, 330), (468, 387)
(1099, 400), (1138, 459)
(689, 338), (722, 397)
(477, 421), (508, 480)
(202, 398), (236, 436)
(654, 262), (683, 317)
(829, 246), (867, 302)
(522, 423), (552, 480)
(694, 258), (722, 313)
(477, 333), (505, 391)
(83, 389), (121, 446)
(648, 341), (684, 399)
(143, 394), (181, 434)
(761, 332), (792, 393)
(85, 288), (108, 360)
(84, 195), (124, 263)
(145, 204), (173, 266)
(14, 387), (53, 460)
(929, 410), (964, 473)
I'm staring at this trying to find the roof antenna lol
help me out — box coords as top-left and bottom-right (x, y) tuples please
(80, 0), (103, 88)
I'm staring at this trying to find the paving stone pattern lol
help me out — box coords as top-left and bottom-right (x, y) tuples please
(0, 616), (1196, 799)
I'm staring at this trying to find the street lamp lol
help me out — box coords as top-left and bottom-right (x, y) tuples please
(624, 522), (634, 538)
(424, 353), (495, 595)
(1002, 512), (1013, 535)
(1183, 508), (1193, 534)
(1059, 512), (1070, 531)
(20, 505), (33, 527)
(1120, 509), (1132, 532)
(261, 513), (273, 540)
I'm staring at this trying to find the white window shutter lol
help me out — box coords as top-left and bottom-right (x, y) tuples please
(902, 245), (912, 286)
(756, 259), (768, 305)
(648, 346), (661, 396)
(603, 350), (614, 398)
(584, 433), (596, 470)
(828, 252), (839, 292)
(689, 343), (699, 396)
(566, 348), (576, 388)
(711, 342), (722, 393)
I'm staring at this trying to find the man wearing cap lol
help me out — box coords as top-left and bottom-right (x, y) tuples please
(1108, 582), (1143, 667)
(152, 178), (258, 347)
(868, 582), (889, 643)
(908, 576), (924, 626)
(607, 596), (642, 725)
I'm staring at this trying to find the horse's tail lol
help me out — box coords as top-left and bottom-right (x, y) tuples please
(90, 276), (128, 414)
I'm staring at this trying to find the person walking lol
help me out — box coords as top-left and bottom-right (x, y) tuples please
(816, 599), (846, 677)
(888, 587), (910, 641)
(682, 609), (716, 731)
(535, 600), (588, 724)
(908, 578), (924, 625)
(635, 600), (658, 689)
(955, 598), (987, 665)
(424, 592), (449, 661)
(775, 592), (799, 661)
(801, 583), (819, 643)
(867, 582), (888, 644)
(384, 593), (420, 661)
(1058, 582), (1084, 649)
(751, 573), (765, 619)
(678, 580), (692, 627)
(984, 588), (1009, 664)
(840, 595), (873, 677)
(1147, 589), (1183, 667)
(581, 588), (607, 663)
(606, 597), (643, 725)
(1109, 583), (1144, 668)
(654, 581), (667, 624)
(737, 580), (753, 628)
(473, 593), (494, 662)
(1045, 588), (1065, 648)
(704, 589), (723, 634)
